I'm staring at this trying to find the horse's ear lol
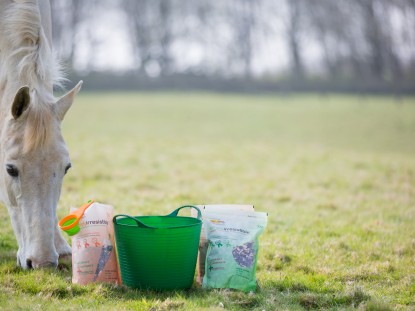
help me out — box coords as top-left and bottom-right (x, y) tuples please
(11, 86), (30, 119)
(55, 81), (83, 120)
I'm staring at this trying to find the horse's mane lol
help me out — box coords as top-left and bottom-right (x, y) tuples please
(1, 0), (64, 90)
(0, 0), (64, 153)
(22, 93), (55, 153)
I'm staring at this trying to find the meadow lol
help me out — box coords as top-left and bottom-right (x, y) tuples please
(0, 92), (414, 310)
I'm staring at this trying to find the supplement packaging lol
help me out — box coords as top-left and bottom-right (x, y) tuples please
(191, 205), (255, 284)
(71, 202), (120, 285)
(202, 210), (267, 292)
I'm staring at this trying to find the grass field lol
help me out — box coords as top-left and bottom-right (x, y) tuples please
(0, 93), (414, 310)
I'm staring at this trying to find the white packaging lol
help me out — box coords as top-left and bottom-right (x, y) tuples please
(71, 202), (120, 285)
(191, 204), (255, 284)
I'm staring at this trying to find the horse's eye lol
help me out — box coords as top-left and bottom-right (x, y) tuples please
(65, 163), (71, 174)
(6, 164), (19, 177)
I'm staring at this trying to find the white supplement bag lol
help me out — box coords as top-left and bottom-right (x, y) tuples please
(71, 202), (120, 285)
(191, 205), (255, 284)
(202, 211), (267, 292)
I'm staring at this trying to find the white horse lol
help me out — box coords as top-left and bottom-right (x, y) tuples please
(0, 0), (82, 268)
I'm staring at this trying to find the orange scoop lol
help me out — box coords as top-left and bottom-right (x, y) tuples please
(59, 200), (94, 236)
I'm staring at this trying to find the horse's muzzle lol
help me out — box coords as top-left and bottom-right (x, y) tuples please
(25, 258), (58, 269)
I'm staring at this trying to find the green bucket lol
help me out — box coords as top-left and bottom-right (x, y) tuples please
(113, 205), (202, 290)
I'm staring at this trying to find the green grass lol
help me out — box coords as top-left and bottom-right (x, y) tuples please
(1, 92), (414, 310)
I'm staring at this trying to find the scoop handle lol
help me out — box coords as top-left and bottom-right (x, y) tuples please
(72, 200), (94, 218)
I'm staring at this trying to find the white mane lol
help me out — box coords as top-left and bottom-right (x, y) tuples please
(0, 0), (67, 152)
(0, 0), (64, 94)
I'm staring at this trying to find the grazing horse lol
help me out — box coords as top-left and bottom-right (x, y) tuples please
(0, 0), (82, 268)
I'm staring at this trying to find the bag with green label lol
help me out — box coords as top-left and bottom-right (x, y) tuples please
(202, 211), (267, 292)
(191, 205), (255, 284)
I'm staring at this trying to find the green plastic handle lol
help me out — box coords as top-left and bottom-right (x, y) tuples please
(113, 214), (156, 229)
(168, 205), (202, 220)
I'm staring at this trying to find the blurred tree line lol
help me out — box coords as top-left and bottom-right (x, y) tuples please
(50, 0), (415, 93)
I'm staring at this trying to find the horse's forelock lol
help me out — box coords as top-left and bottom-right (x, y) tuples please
(22, 96), (55, 154)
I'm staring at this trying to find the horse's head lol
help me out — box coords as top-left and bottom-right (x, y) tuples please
(1, 82), (82, 269)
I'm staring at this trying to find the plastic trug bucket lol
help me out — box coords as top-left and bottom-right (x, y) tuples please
(113, 205), (202, 290)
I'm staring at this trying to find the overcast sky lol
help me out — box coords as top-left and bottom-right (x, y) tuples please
(71, 4), (311, 76)
(69, 2), (413, 77)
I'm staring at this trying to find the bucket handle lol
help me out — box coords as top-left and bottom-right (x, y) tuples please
(167, 205), (202, 220)
(113, 214), (157, 229)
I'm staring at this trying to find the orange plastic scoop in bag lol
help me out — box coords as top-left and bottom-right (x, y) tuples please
(59, 200), (94, 236)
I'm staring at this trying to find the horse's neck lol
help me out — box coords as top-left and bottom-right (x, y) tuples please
(38, 0), (53, 48)
(0, 0), (54, 113)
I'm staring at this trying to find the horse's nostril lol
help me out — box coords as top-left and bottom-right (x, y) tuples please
(37, 261), (58, 268)
(25, 259), (57, 269)
(26, 259), (33, 269)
